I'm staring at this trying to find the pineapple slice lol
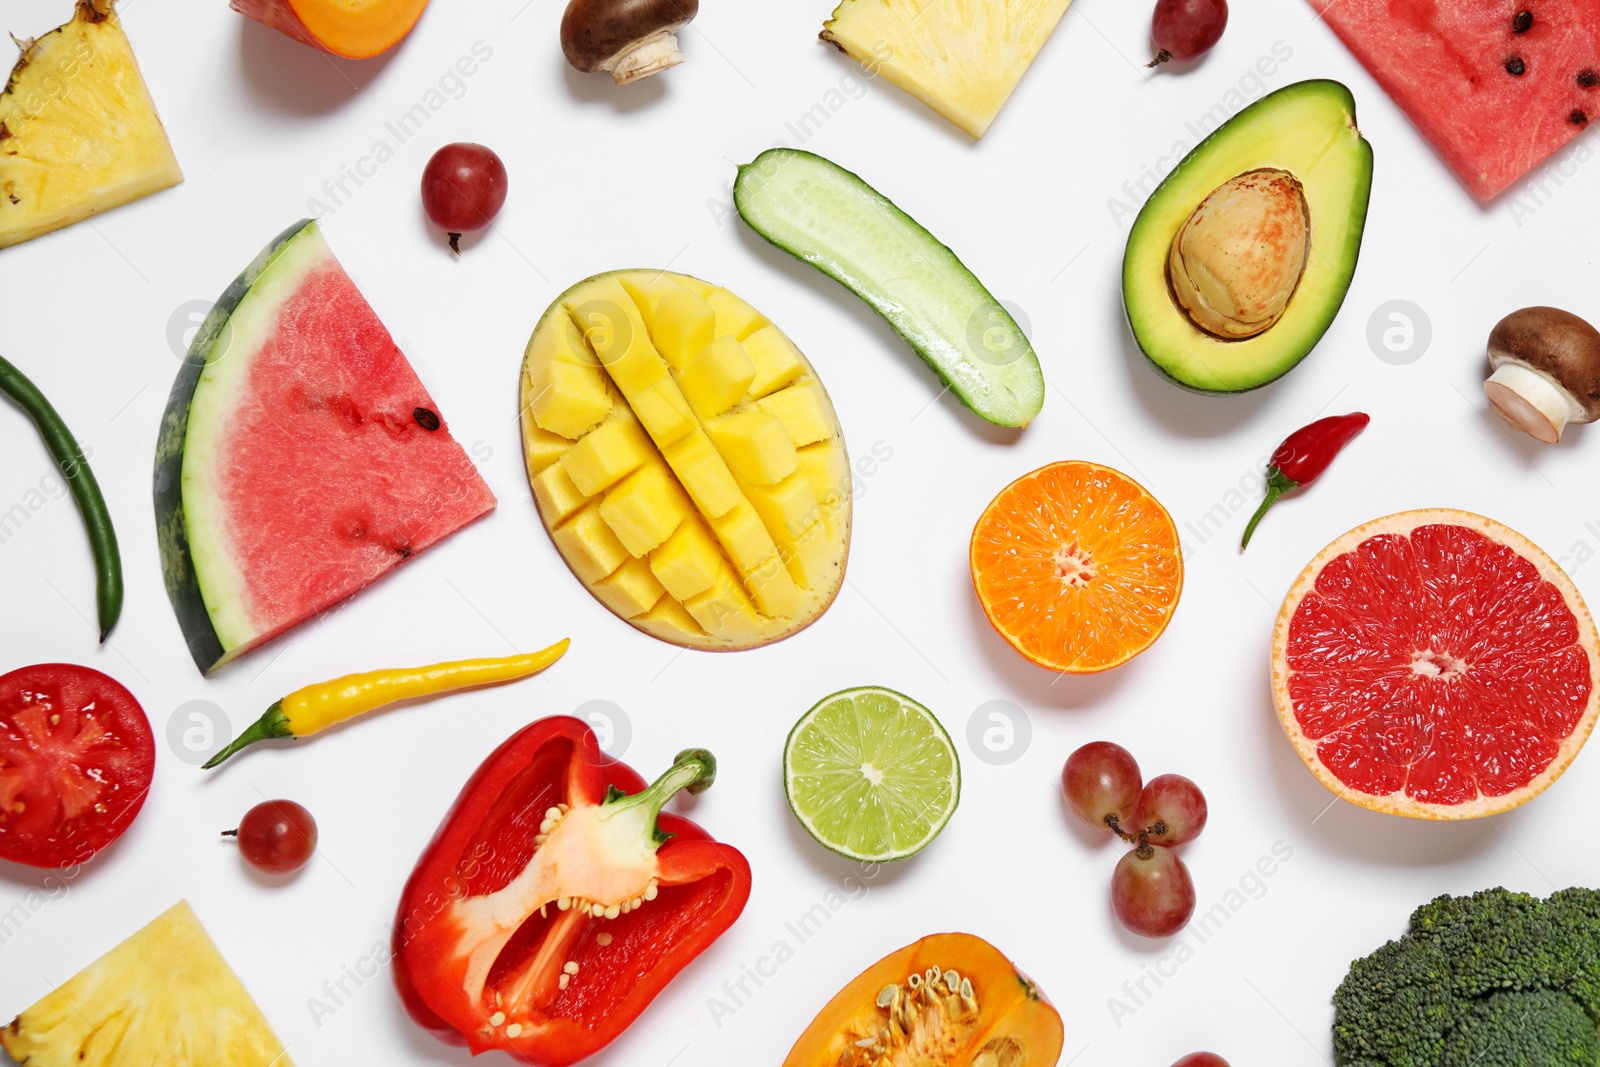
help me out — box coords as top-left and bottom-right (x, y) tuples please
(821, 0), (1074, 138)
(0, 0), (183, 249)
(0, 901), (293, 1066)
(523, 271), (853, 650)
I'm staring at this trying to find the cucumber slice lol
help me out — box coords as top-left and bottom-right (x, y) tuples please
(733, 149), (1044, 428)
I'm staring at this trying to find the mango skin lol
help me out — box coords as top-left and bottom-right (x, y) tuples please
(521, 271), (851, 650)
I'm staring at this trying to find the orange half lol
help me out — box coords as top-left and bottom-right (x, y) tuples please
(971, 461), (1183, 673)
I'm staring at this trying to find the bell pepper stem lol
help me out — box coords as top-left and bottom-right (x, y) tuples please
(1240, 470), (1299, 550)
(601, 748), (717, 842)
(202, 701), (292, 769)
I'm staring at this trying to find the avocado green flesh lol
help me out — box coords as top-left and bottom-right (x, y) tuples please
(734, 149), (1044, 428)
(154, 219), (323, 674)
(1123, 80), (1373, 395)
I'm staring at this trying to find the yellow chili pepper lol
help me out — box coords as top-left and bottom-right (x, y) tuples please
(202, 639), (570, 768)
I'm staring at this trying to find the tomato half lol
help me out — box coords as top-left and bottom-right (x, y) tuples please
(0, 664), (155, 868)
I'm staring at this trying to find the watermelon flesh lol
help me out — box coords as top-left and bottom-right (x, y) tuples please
(156, 220), (496, 673)
(1285, 524), (1591, 805)
(1312, 0), (1600, 202)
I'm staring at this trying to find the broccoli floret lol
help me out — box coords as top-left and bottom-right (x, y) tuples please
(1332, 887), (1600, 1067)
(1440, 989), (1600, 1066)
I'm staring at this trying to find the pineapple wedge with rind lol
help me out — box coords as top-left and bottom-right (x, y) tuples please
(0, 0), (182, 249)
(821, 0), (1074, 138)
(522, 270), (852, 650)
(1, 901), (292, 1066)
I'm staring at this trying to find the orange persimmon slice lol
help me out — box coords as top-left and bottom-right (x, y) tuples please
(970, 461), (1182, 673)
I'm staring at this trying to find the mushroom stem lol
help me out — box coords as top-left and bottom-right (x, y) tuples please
(606, 29), (684, 84)
(1484, 362), (1580, 443)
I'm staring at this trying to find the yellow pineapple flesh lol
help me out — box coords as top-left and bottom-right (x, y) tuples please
(0, 0), (182, 249)
(521, 271), (853, 651)
(821, 0), (1074, 138)
(1, 901), (294, 1066)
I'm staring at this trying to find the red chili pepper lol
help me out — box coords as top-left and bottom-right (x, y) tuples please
(392, 716), (751, 1066)
(1241, 412), (1370, 549)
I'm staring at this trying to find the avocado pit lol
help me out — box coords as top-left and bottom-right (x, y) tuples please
(1167, 168), (1311, 340)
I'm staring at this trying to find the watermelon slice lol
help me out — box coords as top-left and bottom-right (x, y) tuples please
(155, 220), (496, 674)
(1311, 0), (1600, 202)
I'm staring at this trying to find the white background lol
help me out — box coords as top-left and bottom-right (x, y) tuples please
(2, 0), (1598, 1064)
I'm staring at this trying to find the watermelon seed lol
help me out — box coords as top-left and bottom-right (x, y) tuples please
(1579, 70), (1599, 88)
(413, 407), (441, 431)
(1572, 111), (1589, 127)
(1506, 56), (1526, 76)
(1512, 10), (1532, 33)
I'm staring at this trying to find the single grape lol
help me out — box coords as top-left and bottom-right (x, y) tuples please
(1111, 845), (1195, 937)
(1149, 0), (1228, 66)
(226, 800), (317, 875)
(1172, 1055), (1230, 1067)
(421, 142), (509, 254)
(1062, 742), (1142, 838)
(1135, 773), (1208, 846)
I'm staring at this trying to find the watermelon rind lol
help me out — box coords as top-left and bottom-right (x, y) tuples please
(153, 219), (318, 674)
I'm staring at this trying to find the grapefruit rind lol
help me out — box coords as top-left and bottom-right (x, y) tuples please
(970, 461), (1184, 674)
(1270, 508), (1600, 820)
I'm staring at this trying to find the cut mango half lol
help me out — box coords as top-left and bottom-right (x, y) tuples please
(521, 271), (851, 650)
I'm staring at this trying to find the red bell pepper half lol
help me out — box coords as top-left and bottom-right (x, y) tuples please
(393, 716), (751, 1065)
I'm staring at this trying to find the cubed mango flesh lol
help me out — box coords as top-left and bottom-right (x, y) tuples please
(634, 595), (707, 642)
(628, 378), (697, 446)
(708, 499), (778, 574)
(663, 431), (742, 518)
(679, 337), (757, 418)
(707, 410), (799, 485)
(757, 381), (835, 447)
(646, 288), (716, 371)
(593, 556), (665, 618)
(649, 517), (724, 601)
(797, 441), (852, 533)
(528, 358), (612, 439)
(560, 414), (654, 496)
(531, 463), (589, 525)
(743, 325), (806, 398)
(706, 288), (769, 340)
(552, 502), (630, 585)
(524, 271), (853, 650)
(599, 463), (693, 557)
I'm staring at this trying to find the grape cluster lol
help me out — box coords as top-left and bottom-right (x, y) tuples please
(1061, 741), (1207, 938)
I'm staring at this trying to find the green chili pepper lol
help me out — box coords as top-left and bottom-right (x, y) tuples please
(0, 355), (122, 640)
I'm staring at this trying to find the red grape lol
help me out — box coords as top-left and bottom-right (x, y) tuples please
(1135, 773), (1208, 846)
(1062, 742), (1142, 837)
(1111, 846), (1195, 937)
(227, 800), (317, 875)
(1149, 0), (1228, 65)
(421, 143), (509, 254)
(1171, 1055), (1229, 1067)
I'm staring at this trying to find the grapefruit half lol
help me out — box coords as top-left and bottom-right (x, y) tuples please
(1272, 509), (1599, 819)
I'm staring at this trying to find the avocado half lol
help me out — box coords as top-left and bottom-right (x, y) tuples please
(1123, 80), (1373, 394)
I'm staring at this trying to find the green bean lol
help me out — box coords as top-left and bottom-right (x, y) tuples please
(0, 355), (122, 640)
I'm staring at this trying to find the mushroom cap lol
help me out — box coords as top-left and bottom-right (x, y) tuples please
(1488, 306), (1600, 419)
(561, 0), (698, 72)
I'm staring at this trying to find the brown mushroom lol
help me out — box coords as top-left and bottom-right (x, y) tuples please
(561, 0), (698, 85)
(1483, 306), (1600, 443)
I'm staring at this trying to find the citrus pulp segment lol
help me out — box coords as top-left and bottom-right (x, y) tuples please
(784, 687), (960, 862)
(970, 461), (1183, 673)
(1272, 509), (1600, 819)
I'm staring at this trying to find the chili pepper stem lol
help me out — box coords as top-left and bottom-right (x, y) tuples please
(202, 702), (292, 769)
(601, 748), (717, 839)
(1240, 471), (1299, 550)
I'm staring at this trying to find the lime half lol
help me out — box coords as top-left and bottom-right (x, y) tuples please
(783, 687), (960, 862)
